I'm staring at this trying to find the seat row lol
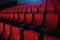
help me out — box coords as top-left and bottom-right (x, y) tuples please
(0, 0), (60, 13)
(0, 22), (60, 40)
(0, 13), (59, 31)
(50, 0), (60, 13)
(0, 0), (58, 13)
(0, 6), (57, 14)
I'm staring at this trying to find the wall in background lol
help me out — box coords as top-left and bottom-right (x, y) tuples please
(17, 0), (43, 4)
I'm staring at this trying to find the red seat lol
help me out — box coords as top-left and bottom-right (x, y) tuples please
(56, 6), (60, 13)
(6, 9), (10, 13)
(47, 7), (54, 13)
(2, 24), (10, 40)
(2, 9), (7, 13)
(6, 14), (9, 20)
(25, 13), (32, 24)
(36, 2), (41, 7)
(19, 14), (24, 23)
(47, 1), (53, 7)
(41, 2), (46, 7)
(14, 9), (18, 13)
(26, 7), (31, 13)
(9, 8), (15, 13)
(38, 7), (45, 13)
(22, 8), (26, 13)
(0, 23), (3, 35)
(10, 27), (20, 40)
(44, 35), (60, 40)
(18, 9), (22, 13)
(45, 14), (58, 29)
(9, 13), (13, 20)
(10, 9), (15, 13)
(32, 7), (37, 13)
(13, 13), (18, 22)
(0, 13), (3, 18)
(30, 3), (35, 7)
(24, 30), (39, 40)
(33, 14), (43, 26)
(3, 13), (6, 19)
(9, 9), (12, 13)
